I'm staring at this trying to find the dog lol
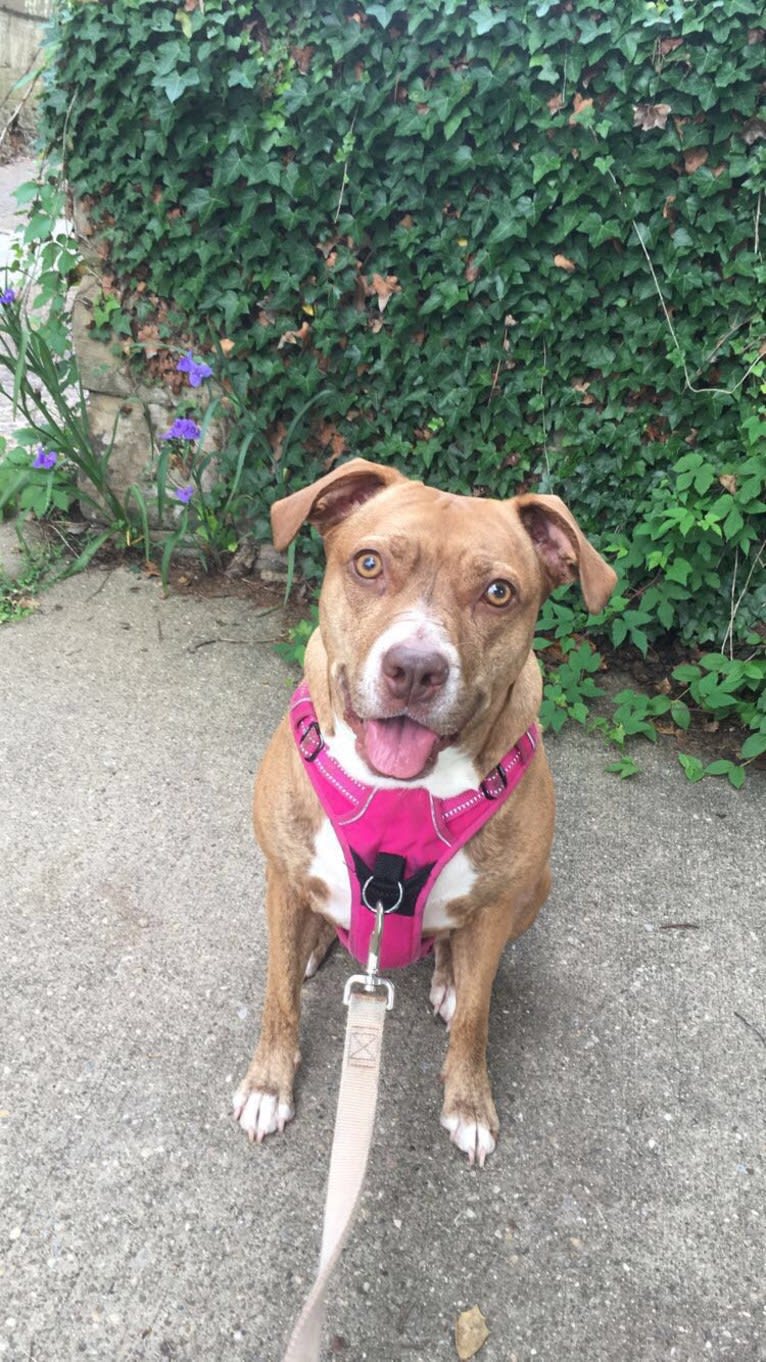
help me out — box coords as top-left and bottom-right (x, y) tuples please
(233, 459), (616, 1165)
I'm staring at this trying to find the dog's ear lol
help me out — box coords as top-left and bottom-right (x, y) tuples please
(270, 458), (406, 550)
(514, 493), (617, 614)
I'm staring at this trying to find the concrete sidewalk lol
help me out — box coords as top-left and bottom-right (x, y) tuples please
(0, 545), (764, 1362)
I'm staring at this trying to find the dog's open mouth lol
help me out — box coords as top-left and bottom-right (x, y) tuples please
(360, 714), (442, 780)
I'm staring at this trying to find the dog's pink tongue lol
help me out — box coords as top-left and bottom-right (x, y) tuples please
(363, 716), (439, 779)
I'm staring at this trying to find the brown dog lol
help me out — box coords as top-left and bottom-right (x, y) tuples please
(234, 459), (616, 1165)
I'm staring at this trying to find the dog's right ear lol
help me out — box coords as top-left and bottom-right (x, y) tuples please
(270, 458), (406, 550)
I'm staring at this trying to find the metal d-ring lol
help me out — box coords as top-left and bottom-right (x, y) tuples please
(361, 876), (404, 914)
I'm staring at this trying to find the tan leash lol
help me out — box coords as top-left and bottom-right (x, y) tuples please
(283, 903), (395, 1362)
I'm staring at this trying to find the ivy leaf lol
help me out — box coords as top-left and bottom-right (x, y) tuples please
(163, 68), (200, 103)
(365, 4), (394, 27)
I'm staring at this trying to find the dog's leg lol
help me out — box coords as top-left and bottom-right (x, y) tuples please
(429, 937), (457, 1027)
(440, 870), (551, 1167)
(233, 873), (318, 1143)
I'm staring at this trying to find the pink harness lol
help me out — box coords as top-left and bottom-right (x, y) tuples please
(290, 683), (539, 971)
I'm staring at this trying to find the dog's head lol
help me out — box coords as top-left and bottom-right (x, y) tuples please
(272, 459), (617, 780)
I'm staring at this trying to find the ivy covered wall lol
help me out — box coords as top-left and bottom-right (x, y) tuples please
(41, 0), (765, 645)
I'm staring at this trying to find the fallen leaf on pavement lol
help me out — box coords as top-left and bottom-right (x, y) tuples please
(455, 1306), (489, 1359)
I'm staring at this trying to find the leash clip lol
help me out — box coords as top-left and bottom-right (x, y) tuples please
(343, 899), (396, 1010)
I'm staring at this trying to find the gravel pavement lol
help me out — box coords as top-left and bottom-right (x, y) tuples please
(1, 542), (764, 1362)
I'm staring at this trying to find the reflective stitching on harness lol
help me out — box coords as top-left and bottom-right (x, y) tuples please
(338, 788), (377, 828)
(313, 755), (361, 805)
(429, 791), (453, 848)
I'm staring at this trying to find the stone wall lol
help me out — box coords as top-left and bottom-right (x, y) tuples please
(71, 273), (228, 525)
(0, 0), (52, 135)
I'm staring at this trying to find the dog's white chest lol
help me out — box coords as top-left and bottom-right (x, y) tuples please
(308, 817), (476, 933)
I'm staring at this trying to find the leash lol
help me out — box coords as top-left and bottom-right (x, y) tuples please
(283, 901), (395, 1362)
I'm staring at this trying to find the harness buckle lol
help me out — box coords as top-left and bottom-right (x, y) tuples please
(298, 718), (323, 763)
(480, 763), (508, 800)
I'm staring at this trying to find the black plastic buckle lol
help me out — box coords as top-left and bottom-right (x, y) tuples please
(480, 763), (508, 800)
(298, 719), (323, 763)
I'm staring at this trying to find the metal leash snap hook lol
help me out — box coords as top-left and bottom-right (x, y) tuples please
(343, 898), (396, 1010)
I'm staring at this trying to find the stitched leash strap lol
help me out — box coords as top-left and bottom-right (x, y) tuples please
(282, 987), (389, 1361)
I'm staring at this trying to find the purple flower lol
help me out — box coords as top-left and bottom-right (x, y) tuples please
(1, 287), (17, 305)
(32, 446), (58, 470)
(177, 351), (213, 388)
(174, 485), (194, 504)
(161, 417), (201, 442)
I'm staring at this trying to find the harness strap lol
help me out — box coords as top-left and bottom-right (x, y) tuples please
(282, 989), (388, 1361)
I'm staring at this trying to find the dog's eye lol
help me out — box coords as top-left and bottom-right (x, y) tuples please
(483, 579), (514, 607)
(354, 550), (383, 580)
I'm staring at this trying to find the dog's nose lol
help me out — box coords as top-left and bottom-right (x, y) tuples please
(382, 644), (449, 705)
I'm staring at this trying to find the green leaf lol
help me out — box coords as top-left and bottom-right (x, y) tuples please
(605, 754), (641, 779)
(678, 753), (705, 783)
(671, 700), (691, 731)
(741, 732), (766, 760)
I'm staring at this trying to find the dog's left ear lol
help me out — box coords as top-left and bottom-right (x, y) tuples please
(515, 493), (618, 614)
(270, 458), (406, 550)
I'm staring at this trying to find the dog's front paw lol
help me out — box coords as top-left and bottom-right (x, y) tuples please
(430, 976), (457, 1027)
(440, 1084), (499, 1167)
(233, 1084), (294, 1144)
(430, 939), (457, 1027)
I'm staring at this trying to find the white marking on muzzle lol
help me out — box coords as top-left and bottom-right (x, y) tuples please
(357, 607), (462, 725)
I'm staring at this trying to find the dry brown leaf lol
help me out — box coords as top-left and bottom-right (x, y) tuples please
(572, 379), (595, 405)
(547, 92), (564, 115)
(657, 36), (683, 55)
(719, 473), (738, 494)
(569, 93), (593, 124)
(267, 420), (287, 462)
(683, 147), (708, 174)
(743, 117), (766, 145)
(219, 338), (235, 356)
(370, 273), (401, 312)
(633, 102), (672, 131)
(553, 253), (576, 272)
(289, 44), (314, 74)
(455, 1306), (489, 1360)
(316, 421), (348, 465)
(277, 321), (311, 349)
